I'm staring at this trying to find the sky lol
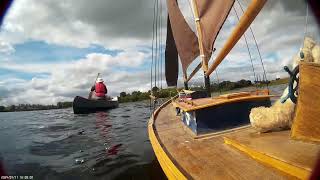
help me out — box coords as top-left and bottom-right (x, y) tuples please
(0, 0), (319, 105)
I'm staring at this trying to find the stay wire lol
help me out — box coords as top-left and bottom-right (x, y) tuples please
(158, 0), (161, 88)
(215, 70), (222, 95)
(237, 0), (269, 89)
(304, 3), (309, 39)
(151, 0), (157, 91)
(301, 2), (309, 48)
(233, 7), (258, 90)
(160, 0), (163, 89)
(150, 0), (157, 111)
(155, 0), (158, 88)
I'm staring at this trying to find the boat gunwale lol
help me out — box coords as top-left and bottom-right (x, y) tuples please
(148, 97), (190, 179)
(72, 96), (119, 114)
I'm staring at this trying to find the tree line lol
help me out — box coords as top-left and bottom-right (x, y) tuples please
(1, 78), (287, 110)
(118, 79), (257, 103)
(118, 88), (178, 103)
(0, 101), (73, 112)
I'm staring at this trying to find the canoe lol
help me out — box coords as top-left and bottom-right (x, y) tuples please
(73, 96), (119, 114)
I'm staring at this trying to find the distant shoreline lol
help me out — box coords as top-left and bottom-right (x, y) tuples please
(118, 77), (289, 103)
(0, 102), (72, 113)
(0, 78), (289, 112)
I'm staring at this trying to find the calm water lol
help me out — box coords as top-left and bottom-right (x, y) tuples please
(0, 84), (287, 180)
(0, 100), (166, 180)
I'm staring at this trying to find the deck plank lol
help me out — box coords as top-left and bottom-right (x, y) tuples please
(153, 103), (294, 179)
(225, 129), (320, 171)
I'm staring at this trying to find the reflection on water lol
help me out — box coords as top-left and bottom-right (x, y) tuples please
(0, 85), (287, 179)
(0, 101), (166, 180)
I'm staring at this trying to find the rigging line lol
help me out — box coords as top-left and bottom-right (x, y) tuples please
(233, 7), (258, 90)
(155, 0), (159, 88)
(150, 0), (157, 110)
(160, 0), (163, 89)
(157, 0), (161, 89)
(156, 0), (159, 89)
(158, 0), (161, 89)
(151, 0), (157, 92)
(215, 69), (222, 95)
(156, 0), (160, 88)
(155, 0), (158, 88)
(237, 0), (269, 89)
(304, 3), (309, 40)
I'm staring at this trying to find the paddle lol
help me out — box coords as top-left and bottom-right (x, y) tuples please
(88, 73), (100, 99)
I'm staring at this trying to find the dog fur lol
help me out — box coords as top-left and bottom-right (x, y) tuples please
(250, 37), (320, 133)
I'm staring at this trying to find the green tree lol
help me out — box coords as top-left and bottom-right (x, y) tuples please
(120, 92), (127, 97)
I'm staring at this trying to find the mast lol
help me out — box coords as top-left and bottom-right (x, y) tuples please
(190, 0), (211, 96)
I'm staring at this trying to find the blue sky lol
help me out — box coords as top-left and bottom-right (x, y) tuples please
(0, 41), (125, 80)
(9, 41), (120, 63)
(0, 0), (319, 105)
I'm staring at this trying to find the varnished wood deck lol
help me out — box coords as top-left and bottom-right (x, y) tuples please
(224, 129), (320, 179)
(172, 92), (273, 112)
(149, 100), (296, 179)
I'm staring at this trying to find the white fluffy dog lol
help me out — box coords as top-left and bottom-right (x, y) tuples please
(250, 37), (319, 133)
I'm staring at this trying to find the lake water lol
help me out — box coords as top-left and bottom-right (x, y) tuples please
(0, 84), (287, 180)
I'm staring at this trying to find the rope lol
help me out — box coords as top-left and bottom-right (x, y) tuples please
(160, 0), (163, 89)
(157, 0), (161, 88)
(300, 2), (309, 50)
(304, 3), (309, 40)
(151, 0), (163, 112)
(155, 0), (158, 88)
(237, 0), (269, 89)
(150, 0), (157, 111)
(215, 70), (222, 95)
(233, 7), (258, 90)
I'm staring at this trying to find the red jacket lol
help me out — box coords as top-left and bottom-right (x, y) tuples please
(92, 82), (108, 97)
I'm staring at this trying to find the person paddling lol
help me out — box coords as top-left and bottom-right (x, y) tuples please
(90, 78), (108, 100)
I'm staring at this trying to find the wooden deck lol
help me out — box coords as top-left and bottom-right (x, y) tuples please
(172, 92), (273, 112)
(224, 129), (320, 179)
(149, 100), (301, 179)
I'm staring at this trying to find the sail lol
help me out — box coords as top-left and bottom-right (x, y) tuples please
(166, 0), (199, 75)
(165, 16), (179, 86)
(197, 0), (235, 58)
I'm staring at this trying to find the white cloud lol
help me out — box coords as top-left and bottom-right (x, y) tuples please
(0, 41), (14, 54)
(1, 0), (320, 106)
(0, 50), (151, 105)
(0, 0), (156, 50)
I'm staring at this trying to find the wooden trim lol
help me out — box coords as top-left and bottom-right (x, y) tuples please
(291, 61), (320, 143)
(191, 0), (208, 72)
(182, 89), (195, 94)
(219, 92), (251, 99)
(194, 125), (251, 140)
(224, 137), (311, 179)
(148, 98), (187, 179)
(206, 0), (267, 76)
(173, 95), (273, 112)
